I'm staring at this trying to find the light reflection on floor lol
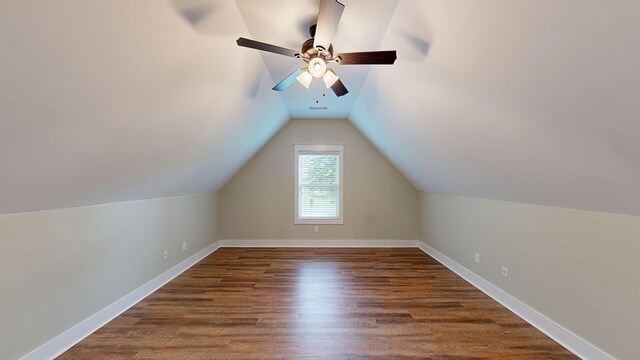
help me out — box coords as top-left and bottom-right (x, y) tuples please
(294, 262), (354, 353)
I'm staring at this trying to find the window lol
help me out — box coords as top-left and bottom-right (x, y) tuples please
(294, 144), (343, 224)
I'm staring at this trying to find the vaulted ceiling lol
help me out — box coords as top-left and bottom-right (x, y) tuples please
(1, 0), (639, 215)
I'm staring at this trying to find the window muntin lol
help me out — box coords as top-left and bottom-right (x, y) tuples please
(294, 144), (343, 224)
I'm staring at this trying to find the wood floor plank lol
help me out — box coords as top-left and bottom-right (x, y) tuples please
(58, 248), (578, 359)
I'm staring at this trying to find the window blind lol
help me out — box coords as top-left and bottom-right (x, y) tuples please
(298, 152), (339, 219)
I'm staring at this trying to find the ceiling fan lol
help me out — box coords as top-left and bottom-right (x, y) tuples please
(236, 0), (397, 97)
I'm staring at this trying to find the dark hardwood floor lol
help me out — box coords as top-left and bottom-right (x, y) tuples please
(59, 248), (578, 359)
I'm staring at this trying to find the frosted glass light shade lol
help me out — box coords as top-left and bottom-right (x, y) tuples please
(296, 69), (313, 89)
(323, 69), (339, 88)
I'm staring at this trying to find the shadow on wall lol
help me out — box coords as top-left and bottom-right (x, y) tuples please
(397, 0), (433, 63)
(170, 0), (235, 35)
(169, 0), (264, 98)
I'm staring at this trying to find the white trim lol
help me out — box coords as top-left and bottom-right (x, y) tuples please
(416, 242), (616, 360)
(294, 144), (344, 225)
(219, 239), (418, 248)
(20, 241), (221, 360)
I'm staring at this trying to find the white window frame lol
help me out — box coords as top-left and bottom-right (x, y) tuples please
(294, 144), (344, 225)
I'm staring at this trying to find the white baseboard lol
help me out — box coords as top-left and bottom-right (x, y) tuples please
(20, 241), (222, 360)
(416, 242), (615, 360)
(219, 239), (419, 247)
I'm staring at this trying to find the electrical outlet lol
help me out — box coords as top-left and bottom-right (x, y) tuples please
(182, 241), (187, 251)
(501, 265), (508, 277)
(163, 250), (168, 260)
(474, 253), (480, 264)
(314, 226), (319, 233)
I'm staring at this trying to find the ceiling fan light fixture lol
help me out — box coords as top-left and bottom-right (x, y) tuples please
(296, 69), (313, 89)
(323, 69), (339, 88)
(308, 57), (327, 78)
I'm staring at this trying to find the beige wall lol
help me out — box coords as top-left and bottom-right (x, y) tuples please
(0, 192), (219, 360)
(219, 119), (420, 240)
(420, 192), (640, 360)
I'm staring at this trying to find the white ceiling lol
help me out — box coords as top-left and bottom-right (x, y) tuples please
(1, 0), (639, 215)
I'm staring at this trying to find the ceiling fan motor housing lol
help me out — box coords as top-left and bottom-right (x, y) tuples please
(301, 38), (333, 62)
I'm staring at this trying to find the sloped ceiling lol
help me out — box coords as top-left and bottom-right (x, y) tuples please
(1, 0), (640, 216)
(351, 0), (640, 215)
(0, 0), (289, 214)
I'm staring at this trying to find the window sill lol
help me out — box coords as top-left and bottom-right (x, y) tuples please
(295, 218), (343, 225)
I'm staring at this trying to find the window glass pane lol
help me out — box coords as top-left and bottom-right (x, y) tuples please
(299, 185), (339, 218)
(298, 154), (339, 219)
(299, 154), (339, 185)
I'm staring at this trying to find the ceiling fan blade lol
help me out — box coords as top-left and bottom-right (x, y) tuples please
(237, 37), (300, 58)
(336, 51), (397, 65)
(273, 68), (305, 91)
(329, 78), (348, 97)
(313, 0), (345, 51)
